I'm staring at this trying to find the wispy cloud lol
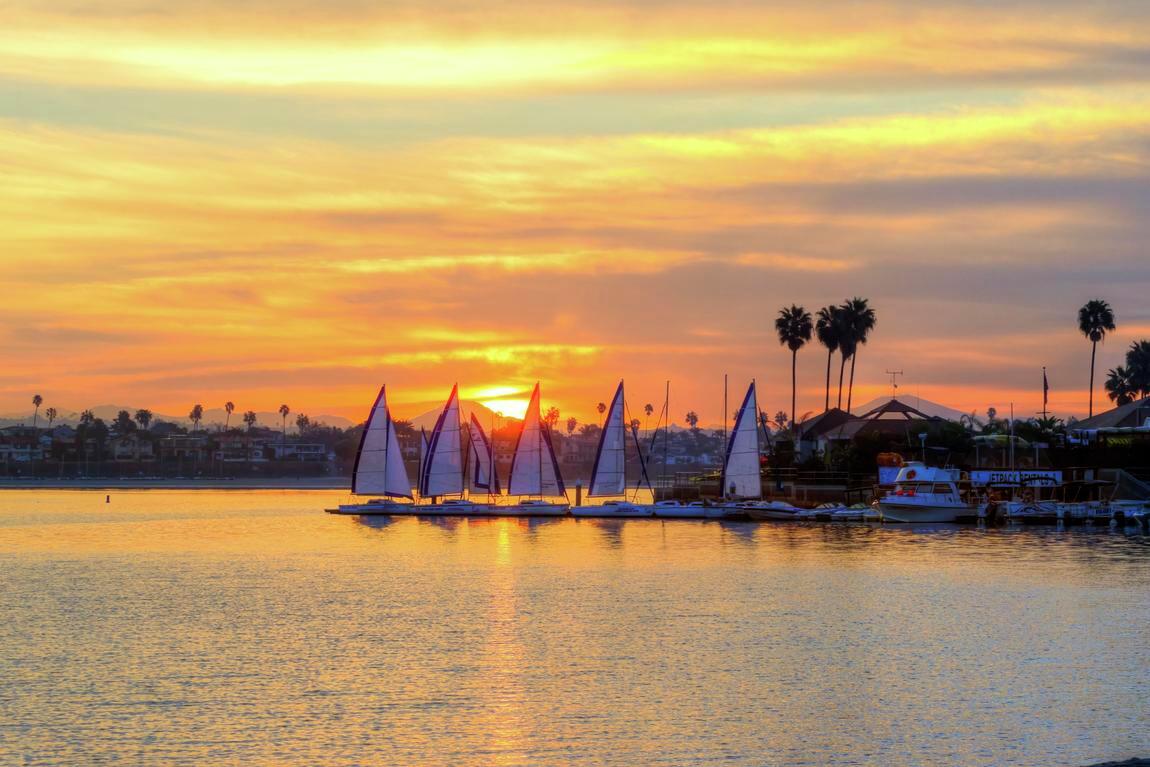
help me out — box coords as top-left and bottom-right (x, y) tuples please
(1, 1), (1148, 420)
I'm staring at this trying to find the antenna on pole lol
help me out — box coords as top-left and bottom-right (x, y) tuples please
(885, 370), (904, 399)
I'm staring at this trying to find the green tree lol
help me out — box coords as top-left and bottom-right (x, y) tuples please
(44, 407), (57, 429)
(684, 411), (699, 430)
(566, 416), (577, 435)
(295, 413), (311, 434)
(134, 408), (153, 431)
(775, 304), (813, 433)
(32, 394), (42, 430)
(814, 306), (842, 412)
(243, 410), (258, 431)
(839, 297), (877, 412)
(1078, 299), (1116, 417)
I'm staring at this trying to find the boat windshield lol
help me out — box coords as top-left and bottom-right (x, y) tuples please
(891, 481), (955, 496)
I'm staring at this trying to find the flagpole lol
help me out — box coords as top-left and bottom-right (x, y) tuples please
(1041, 367), (1049, 420)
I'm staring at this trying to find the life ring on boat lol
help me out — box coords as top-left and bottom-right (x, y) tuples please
(906, 469), (917, 480)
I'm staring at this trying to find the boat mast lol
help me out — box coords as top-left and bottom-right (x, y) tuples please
(661, 380), (670, 497)
(383, 406), (389, 500)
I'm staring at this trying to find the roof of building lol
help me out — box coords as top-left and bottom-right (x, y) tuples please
(798, 408), (855, 440)
(856, 398), (942, 421)
(1072, 397), (1150, 430)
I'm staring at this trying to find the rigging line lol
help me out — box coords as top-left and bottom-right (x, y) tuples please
(623, 396), (653, 502)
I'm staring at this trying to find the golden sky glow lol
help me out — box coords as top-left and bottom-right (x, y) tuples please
(2, 0), (1149, 424)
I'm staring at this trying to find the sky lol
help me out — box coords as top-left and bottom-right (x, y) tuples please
(2, 0), (1149, 426)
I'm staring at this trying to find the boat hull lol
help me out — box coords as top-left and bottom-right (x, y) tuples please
(501, 502), (570, 517)
(571, 502), (654, 518)
(878, 501), (980, 523)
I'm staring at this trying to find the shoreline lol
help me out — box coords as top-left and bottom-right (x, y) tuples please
(0, 478), (350, 490)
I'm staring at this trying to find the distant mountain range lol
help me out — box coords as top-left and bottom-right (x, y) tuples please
(408, 400), (515, 432)
(0, 404), (355, 431)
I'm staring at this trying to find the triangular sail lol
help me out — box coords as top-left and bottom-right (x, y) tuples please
(420, 384), (464, 498)
(589, 380), (626, 497)
(351, 385), (412, 498)
(508, 383), (566, 497)
(721, 381), (762, 499)
(467, 414), (500, 494)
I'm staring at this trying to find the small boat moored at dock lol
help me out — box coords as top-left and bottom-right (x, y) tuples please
(877, 462), (983, 523)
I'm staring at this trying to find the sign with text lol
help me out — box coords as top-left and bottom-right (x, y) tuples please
(970, 470), (1061, 487)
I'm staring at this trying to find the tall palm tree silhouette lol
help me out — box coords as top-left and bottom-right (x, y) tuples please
(814, 306), (841, 412)
(839, 297), (876, 412)
(775, 304), (812, 434)
(1078, 299), (1116, 417)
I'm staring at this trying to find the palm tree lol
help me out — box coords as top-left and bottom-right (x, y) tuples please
(243, 410), (258, 431)
(684, 411), (699, 430)
(775, 304), (813, 433)
(814, 306), (842, 412)
(840, 297), (876, 412)
(224, 401), (235, 430)
(1105, 366), (1135, 406)
(134, 409), (152, 431)
(32, 394), (42, 430)
(1126, 340), (1150, 399)
(279, 404), (290, 443)
(1078, 299), (1116, 417)
(543, 406), (560, 432)
(44, 407), (57, 429)
(189, 404), (204, 432)
(566, 416), (577, 435)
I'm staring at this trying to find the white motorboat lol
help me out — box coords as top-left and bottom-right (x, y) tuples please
(741, 500), (807, 521)
(877, 462), (982, 523)
(650, 500), (729, 519)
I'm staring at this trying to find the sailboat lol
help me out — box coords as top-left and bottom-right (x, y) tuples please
(419, 384), (493, 515)
(331, 385), (415, 514)
(691, 380), (768, 520)
(573, 380), (655, 518)
(466, 413), (501, 500)
(505, 383), (570, 516)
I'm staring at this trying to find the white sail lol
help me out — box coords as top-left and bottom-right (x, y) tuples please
(589, 380), (626, 497)
(420, 384), (464, 498)
(467, 414), (500, 494)
(508, 383), (565, 497)
(721, 381), (762, 499)
(352, 385), (412, 498)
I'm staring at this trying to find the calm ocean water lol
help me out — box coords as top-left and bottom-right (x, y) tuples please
(1, 490), (1147, 767)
